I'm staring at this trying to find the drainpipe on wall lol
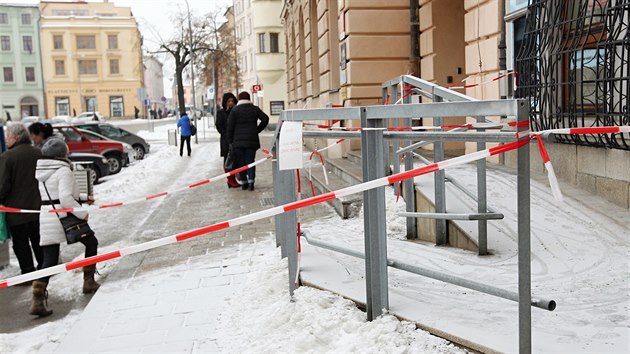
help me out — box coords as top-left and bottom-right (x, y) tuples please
(409, 0), (420, 77)
(498, 0), (507, 98)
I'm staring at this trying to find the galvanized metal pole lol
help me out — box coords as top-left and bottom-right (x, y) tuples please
(433, 96), (447, 245)
(402, 80), (416, 239)
(476, 116), (488, 255)
(390, 83), (400, 191)
(516, 100), (531, 353)
(360, 108), (389, 320)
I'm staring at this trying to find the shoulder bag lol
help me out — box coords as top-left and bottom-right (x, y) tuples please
(43, 182), (94, 244)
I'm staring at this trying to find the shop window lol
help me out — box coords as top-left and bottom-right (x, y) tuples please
(56, 97), (70, 116)
(109, 96), (124, 117)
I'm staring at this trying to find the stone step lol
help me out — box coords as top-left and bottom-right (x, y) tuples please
(299, 165), (362, 219)
(325, 155), (363, 184)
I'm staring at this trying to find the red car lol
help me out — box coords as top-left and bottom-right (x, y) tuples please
(53, 126), (129, 175)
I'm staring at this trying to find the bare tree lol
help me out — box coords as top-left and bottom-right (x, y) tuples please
(152, 11), (215, 116)
(199, 10), (240, 112)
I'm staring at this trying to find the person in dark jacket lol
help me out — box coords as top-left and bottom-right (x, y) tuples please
(28, 122), (55, 148)
(0, 123), (43, 276)
(227, 91), (269, 191)
(215, 92), (239, 188)
(177, 113), (192, 157)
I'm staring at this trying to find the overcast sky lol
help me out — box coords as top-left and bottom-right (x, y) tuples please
(10, 0), (232, 97)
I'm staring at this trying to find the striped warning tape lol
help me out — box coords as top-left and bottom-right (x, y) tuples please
(0, 149), (274, 215)
(0, 137), (531, 288)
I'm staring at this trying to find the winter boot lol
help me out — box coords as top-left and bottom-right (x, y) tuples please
(82, 265), (101, 294)
(29, 281), (53, 317)
(225, 168), (240, 188)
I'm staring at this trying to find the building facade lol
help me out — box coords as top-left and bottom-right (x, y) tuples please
(143, 55), (165, 113)
(40, 0), (144, 119)
(234, 0), (287, 124)
(0, 4), (45, 120)
(283, 0), (630, 208)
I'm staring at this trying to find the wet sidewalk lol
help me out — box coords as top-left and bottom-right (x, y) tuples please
(53, 136), (332, 353)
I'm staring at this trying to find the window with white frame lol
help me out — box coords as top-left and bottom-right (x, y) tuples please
(25, 66), (35, 82)
(76, 35), (96, 49)
(53, 34), (63, 49)
(21, 13), (31, 25)
(258, 33), (266, 53)
(270, 33), (279, 53)
(1, 35), (10, 51)
(108, 34), (118, 49)
(79, 60), (97, 75)
(55, 60), (65, 75)
(3, 67), (13, 82)
(22, 35), (33, 53)
(0, 13), (8, 24)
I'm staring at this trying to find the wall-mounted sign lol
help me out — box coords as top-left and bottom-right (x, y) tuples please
(252, 84), (262, 93)
(270, 101), (284, 115)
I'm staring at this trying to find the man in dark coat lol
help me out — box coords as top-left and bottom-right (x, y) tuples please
(0, 123), (43, 275)
(227, 91), (269, 191)
(215, 92), (239, 188)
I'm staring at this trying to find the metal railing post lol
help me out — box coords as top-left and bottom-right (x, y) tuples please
(476, 116), (488, 255)
(516, 100), (531, 353)
(390, 83), (400, 186)
(402, 79), (416, 239)
(360, 107), (389, 320)
(272, 116), (299, 296)
(433, 95), (448, 245)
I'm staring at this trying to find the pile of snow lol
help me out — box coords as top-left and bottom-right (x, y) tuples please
(216, 242), (466, 354)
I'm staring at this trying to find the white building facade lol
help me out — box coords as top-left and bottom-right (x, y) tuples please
(233, 0), (286, 125)
(143, 55), (164, 113)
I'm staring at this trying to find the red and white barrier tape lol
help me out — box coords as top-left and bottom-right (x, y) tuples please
(0, 136), (532, 288)
(0, 149), (274, 215)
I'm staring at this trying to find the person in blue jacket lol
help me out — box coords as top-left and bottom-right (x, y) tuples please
(177, 113), (192, 157)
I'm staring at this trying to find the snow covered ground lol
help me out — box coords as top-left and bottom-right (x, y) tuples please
(0, 125), (467, 353)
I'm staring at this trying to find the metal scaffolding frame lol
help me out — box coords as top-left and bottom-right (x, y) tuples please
(271, 76), (554, 354)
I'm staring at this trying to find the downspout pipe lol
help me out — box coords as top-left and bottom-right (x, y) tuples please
(410, 0), (420, 77)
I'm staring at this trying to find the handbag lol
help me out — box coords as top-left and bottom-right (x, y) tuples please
(224, 144), (235, 170)
(190, 124), (197, 136)
(43, 182), (94, 244)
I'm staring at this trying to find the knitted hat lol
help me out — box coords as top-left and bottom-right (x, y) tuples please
(41, 138), (68, 158)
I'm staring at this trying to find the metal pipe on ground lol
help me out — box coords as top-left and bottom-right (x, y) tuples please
(301, 231), (556, 312)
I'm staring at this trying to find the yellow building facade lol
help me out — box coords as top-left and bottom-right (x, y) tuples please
(40, 1), (143, 118)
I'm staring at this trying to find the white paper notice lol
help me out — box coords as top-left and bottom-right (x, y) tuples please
(278, 121), (303, 170)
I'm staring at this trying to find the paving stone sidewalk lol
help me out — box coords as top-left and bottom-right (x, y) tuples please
(52, 136), (332, 353)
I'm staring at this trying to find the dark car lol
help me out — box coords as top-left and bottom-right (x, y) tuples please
(72, 122), (150, 160)
(68, 153), (110, 185)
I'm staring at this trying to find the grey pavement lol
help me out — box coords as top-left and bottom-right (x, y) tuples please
(52, 135), (332, 353)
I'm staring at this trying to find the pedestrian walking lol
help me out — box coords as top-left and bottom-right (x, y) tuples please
(134, 106), (140, 119)
(31, 138), (99, 317)
(0, 123), (44, 278)
(215, 92), (240, 188)
(177, 113), (192, 157)
(158, 108), (163, 118)
(227, 92), (269, 191)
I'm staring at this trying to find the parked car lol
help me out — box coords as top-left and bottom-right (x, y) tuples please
(52, 125), (128, 175)
(72, 122), (150, 160)
(74, 111), (105, 122)
(21, 116), (39, 127)
(78, 128), (136, 163)
(68, 152), (110, 185)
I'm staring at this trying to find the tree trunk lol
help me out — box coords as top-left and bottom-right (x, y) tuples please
(176, 64), (186, 116)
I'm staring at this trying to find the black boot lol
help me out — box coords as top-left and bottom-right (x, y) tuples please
(82, 265), (101, 294)
(248, 183), (255, 191)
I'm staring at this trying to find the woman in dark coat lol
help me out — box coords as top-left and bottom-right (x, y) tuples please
(215, 92), (239, 188)
(227, 91), (269, 191)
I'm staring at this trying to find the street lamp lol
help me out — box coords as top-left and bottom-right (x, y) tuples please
(184, 0), (198, 144)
